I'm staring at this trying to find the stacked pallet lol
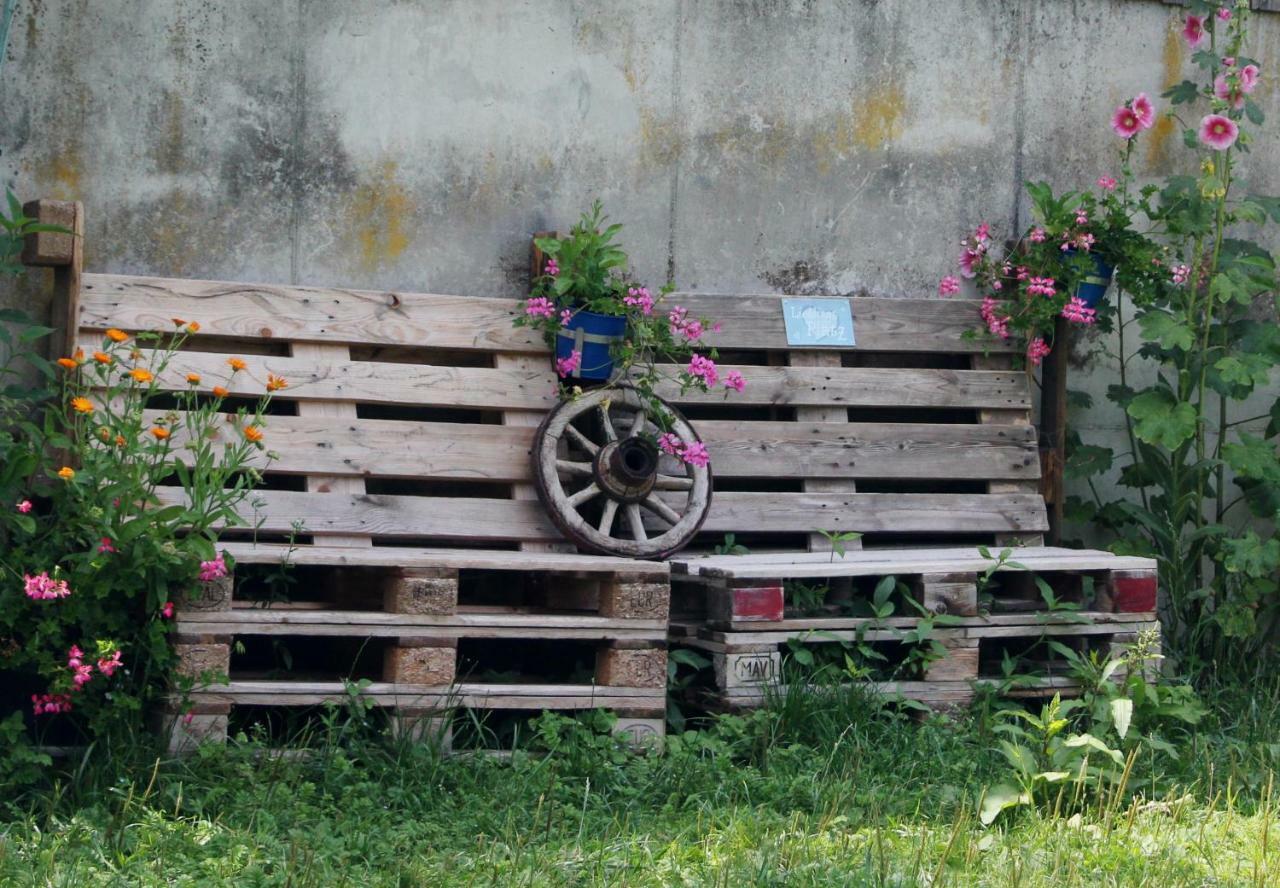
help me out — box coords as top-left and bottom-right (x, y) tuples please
(670, 548), (1159, 709)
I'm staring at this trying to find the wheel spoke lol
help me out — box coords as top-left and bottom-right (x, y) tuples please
(625, 504), (647, 541)
(597, 406), (617, 443)
(598, 499), (619, 535)
(567, 483), (601, 508)
(564, 423), (599, 456)
(640, 494), (682, 525)
(653, 474), (693, 491)
(555, 459), (593, 477)
(627, 409), (647, 438)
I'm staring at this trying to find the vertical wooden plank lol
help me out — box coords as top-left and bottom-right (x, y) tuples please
(289, 342), (371, 548)
(790, 351), (862, 553)
(1037, 317), (1069, 546)
(22, 199), (83, 362)
(973, 352), (1045, 547)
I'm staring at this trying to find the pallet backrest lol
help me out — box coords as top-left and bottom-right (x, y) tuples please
(67, 268), (1045, 554)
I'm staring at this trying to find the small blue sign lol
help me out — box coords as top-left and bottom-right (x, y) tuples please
(781, 298), (856, 347)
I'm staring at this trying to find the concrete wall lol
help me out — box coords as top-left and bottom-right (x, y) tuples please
(2, 0), (1279, 510)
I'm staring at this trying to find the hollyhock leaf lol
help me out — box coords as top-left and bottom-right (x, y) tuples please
(1267, 398), (1280, 438)
(1106, 383), (1138, 409)
(1246, 99), (1265, 126)
(1182, 128), (1200, 149)
(1138, 311), (1194, 351)
(1236, 201), (1269, 226)
(1222, 434), (1280, 484)
(1128, 390), (1197, 449)
(1191, 50), (1218, 70)
(1066, 444), (1114, 479)
(1162, 79), (1200, 104)
(1215, 354), (1274, 390)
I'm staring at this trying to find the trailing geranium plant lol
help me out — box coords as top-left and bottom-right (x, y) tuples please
(515, 201), (743, 466)
(0, 308), (278, 783)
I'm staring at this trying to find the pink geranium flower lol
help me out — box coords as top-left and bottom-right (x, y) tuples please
(724, 370), (746, 393)
(1183, 14), (1206, 49)
(199, 555), (228, 583)
(1061, 296), (1097, 325)
(958, 248), (982, 279)
(657, 433), (682, 457)
(1026, 337), (1052, 367)
(1199, 114), (1239, 150)
(1171, 264), (1191, 285)
(544, 258), (559, 277)
(24, 572), (71, 601)
(1111, 105), (1142, 139)
(938, 275), (961, 297)
(1028, 228), (1046, 244)
(97, 649), (123, 678)
(161, 601), (175, 619)
(559, 308), (573, 327)
(1097, 176), (1117, 191)
(1132, 93), (1156, 130)
(623, 287), (655, 316)
(687, 354), (719, 388)
(98, 537), (116, 554)
(524, 296), (555, 319)
(16, 500), (32, 513)
(679, 440), (710, 468)
(32, 693), (73, 715)
(555, 350), (581, 378)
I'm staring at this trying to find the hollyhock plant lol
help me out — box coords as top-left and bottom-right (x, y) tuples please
(1199, 114), (1239, 150)
(1183, 14), (1207, 50)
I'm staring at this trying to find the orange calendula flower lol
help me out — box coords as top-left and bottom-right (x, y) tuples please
(186, 373), (202, 385)
(266, 374), (288, 392)
(70, 397), (94, 414)
(243, 426), (264, 443)
(57, 466), (75, 480)
(98, 427), (111, 442)
(150, 427), (171, 440)
(186, 321), (201, 333)
(115, 434), (126, 447)
(106, 329), (128, 343)
(128, 368), (154, 384)
(227, 357), (247, 372)
(212, 385), (230, 398)
(171, 318), (186, 327)
(57, 357), (79, 370)
(93, 351), (112, 365)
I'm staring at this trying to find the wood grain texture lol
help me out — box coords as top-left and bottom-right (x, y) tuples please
(81, 274), (1012, 353)
(184, 682), (665, 710)
(176, 609), (667, 639)
(158, 488), (1048, 540)
(218, 541), (668, 574)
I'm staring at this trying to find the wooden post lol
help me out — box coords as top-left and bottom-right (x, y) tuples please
(21, 199), (83, 361)
(1039, 316), (1070, 546)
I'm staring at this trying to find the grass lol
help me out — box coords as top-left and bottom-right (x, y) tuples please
(0, 679), (1278, 886)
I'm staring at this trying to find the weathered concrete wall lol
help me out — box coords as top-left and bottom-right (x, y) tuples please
(2, 0), (1278, 512)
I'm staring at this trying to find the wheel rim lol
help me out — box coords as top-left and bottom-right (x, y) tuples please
(532, 387), (712, 558)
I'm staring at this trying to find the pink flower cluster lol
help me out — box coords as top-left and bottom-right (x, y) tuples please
(1213, 61), (1259, 110)
(1061, 296), (1097, 325)
(658, 433), (710, 468)
(1026, 337), (1052, 367)
(1171, 264), (1191, 285)
(544, 258), (559, 277)
(560, 308), (574, 327)
(938, 275), (961, 297)
(525, 296), (555, 319)
(16, 499), (32, 513)
(24, 572), (71, 601)
(98, 537), (115, 554)
(687, 354), (719, 387)
(724, 370), (746, 393)
(623, 286), (654, 315)
(981, 296), (1010, 341)
(1111, 93), (1156, 139)
(668, 306), (705, 341)
(199, 555), (228, 583)
(1027, 277), (1057, 297)
(958, 223), (991, 279)
(31, 693), (73, 715)
(1097, 176), (1118, 191)
(1061, 231), (1096, 253)
(68, 645), (94, 689)
(555, 349), (581, 377)
(1029, 228), (1047, 243)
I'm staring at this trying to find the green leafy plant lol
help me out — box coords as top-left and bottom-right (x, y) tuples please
(666, 647), (711, 732)
(814, 528), (862, 562)
(713, 533), (749, 556)
(783, 580), (828, 617)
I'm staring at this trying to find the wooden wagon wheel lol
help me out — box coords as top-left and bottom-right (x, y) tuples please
(531, 387), (712, 559)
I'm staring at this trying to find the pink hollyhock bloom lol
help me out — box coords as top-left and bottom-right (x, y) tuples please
(1217, 7), (1231, 21)
(1222, 56), (1236, 68)
(1214, 73), (1245, 109)
(679, 440), (710, 468)
(1097, 176), (1117, 191)
(1028, 228), (1046, 244)
(199, 555), (228, 583)
(657, 432), (682, 457)
(544, 258), (559, 277)
(97, 650), (123, 678)
(524, 296), (555, 319)
(1241, 64), (1260, 94)
(161, 601), (175, 619)
(1026, 337), (1052, 366)
(98, 537), (116, 554)
(687, 354), (719, 387)
(724, 370), (746, 393)
(1199, 114), (1239, 150)
(1061, 296), (1097, 325)
(555, 350), (581, 377)
(559, 308), (573, 327)
(938, 275), (961, 297)
(16, 500), (32, 513)
(1183, 14), (1206, 49)
(1132, 93), (1156, 130)
(1111, 105), (1141, 139)
(958, 248), (981, 279)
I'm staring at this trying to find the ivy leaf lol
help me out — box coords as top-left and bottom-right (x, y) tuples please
(1127, 390), (1197, 450)
(1138, 311), (1194, 351)
(1161, 79), (1200, 105)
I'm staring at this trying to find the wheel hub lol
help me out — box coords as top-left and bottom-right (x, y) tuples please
(593, 437), (658, 503)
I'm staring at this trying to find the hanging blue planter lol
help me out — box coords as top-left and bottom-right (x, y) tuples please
(1069, 250), (1115, 309)
(555, 310), (626, 381)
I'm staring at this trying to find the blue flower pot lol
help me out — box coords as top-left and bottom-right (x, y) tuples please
(555, 310), (626, 381)
(1070, 250), (1115, 309)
